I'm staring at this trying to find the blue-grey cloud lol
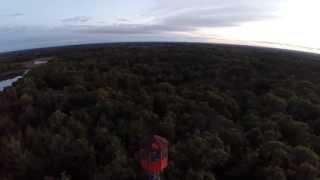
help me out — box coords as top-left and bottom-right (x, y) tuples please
(1, 0), (298, 53)
(153, 0), (282, 14)
(62, 0), (284, 36)
(9, 13), (24, 17)
(161, 6), (276, 28)
(152, 0), (283, 28)
(116, 18), (131, 23)
(0, 26), (27, 33)
(61, 16), (92, 23)
(69, 24), (194, 35)
(0, 13), (24, 17)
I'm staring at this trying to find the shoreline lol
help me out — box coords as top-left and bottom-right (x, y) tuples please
(0, 57), (51, 91)
(0, 69), (28, 81)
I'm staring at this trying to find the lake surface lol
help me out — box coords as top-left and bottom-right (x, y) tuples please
(0, 75), (22, 91)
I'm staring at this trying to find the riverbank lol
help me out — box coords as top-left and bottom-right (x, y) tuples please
(0, 57), (51, 91)
(0, 75), (23, 91)
(0, 57), (51, 78)
(0, 70), (26, 81)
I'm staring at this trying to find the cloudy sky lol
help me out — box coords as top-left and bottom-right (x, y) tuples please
(1, 0), (320, 53)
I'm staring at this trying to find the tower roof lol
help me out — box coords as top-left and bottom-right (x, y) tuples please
(140, 135), (169, 151)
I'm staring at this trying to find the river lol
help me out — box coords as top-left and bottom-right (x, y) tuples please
(0, 75), (23, 91)
(0, 57), (50, 92)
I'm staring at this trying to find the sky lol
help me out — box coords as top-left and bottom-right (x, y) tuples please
(1, 0), (320, 53)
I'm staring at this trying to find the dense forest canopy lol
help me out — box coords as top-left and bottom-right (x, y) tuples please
(1, 43), (320, 180)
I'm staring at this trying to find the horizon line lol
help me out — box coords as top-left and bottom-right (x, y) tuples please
(1, 40), (320, 56)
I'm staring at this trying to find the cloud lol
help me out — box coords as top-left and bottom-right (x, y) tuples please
(160, 7), (275, 28)
(61, 16), (92, 24)
(153, 0), (283, 13)
(0, 26), (27, 33)
(8, 0), (287, 50)
(153, 0), (283, 28)
(116, 18), (132, 23)
(0, 13), (24, 17)
(9, 13), (24, 17)
(66, 24), (194, 35)
(62, 0), (284, 36)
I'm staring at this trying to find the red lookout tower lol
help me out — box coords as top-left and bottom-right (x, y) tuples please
(138, 135), (169, 180)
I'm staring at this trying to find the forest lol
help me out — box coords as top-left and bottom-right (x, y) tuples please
(1, 43), (320, 180)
